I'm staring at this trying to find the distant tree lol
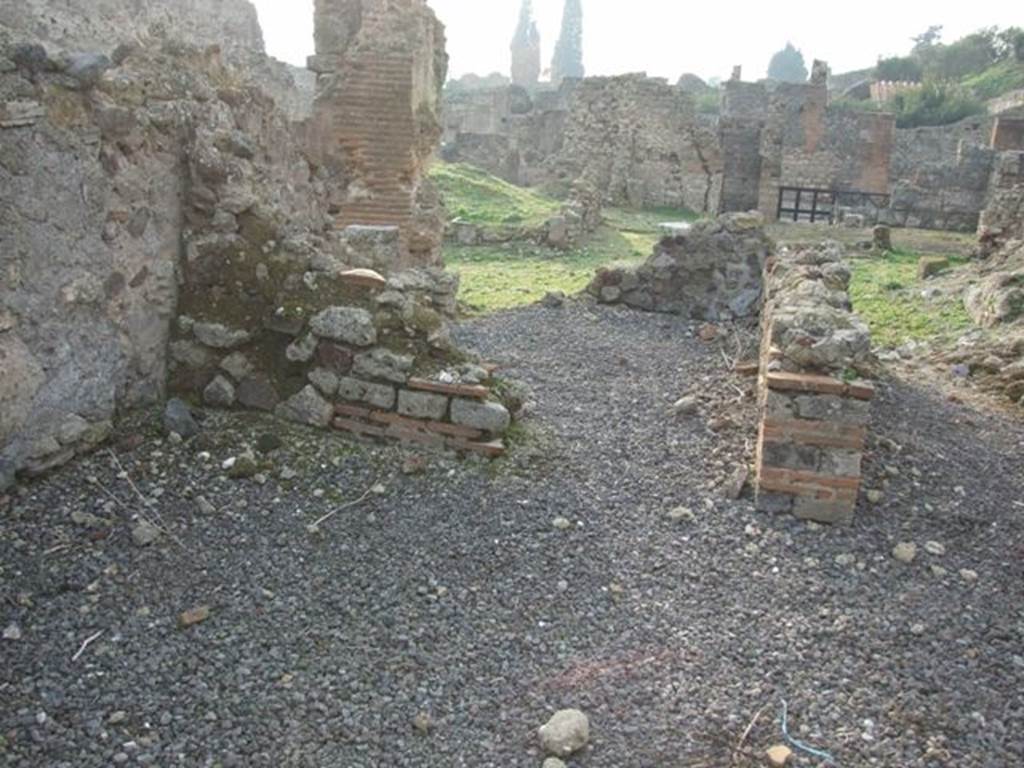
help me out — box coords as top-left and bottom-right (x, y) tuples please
(912, 25), (944, 52)
(767, 43), (808, 83)
(995, 27), (1024, 62)
(916, 29), (1000, 81)
(876, 56), (923, 83)
(551, 0), (584, 85)
(510, 0), (541, 87)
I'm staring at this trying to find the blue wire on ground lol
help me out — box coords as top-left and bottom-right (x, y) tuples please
(780, 699), (838, 766)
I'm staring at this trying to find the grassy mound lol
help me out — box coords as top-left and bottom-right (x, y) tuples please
(429, 162), (561, 230)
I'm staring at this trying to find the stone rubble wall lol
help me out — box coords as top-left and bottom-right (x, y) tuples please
(718, 72), (895, 222)
(884, 116), (996, 232)
(551, 74), (722, 213)
(0, 0), (315, 122)
(442, 75), (721, 214)
(587, 213), (771, 320)
(0, 40), (252, 488)
(754, 243), (876, 525)
(1, 1), (511, 490)
(978, 151), (1024, 253)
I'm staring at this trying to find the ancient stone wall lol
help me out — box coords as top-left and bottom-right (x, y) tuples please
(0, 0), (265, 56)
(885, 116), (996, 232)
(718, 70), (895, 222)
(552, 74), (722, 212)
(442, 75), (722, 213)
(0, 29), (328, 489)
(587, 213), (771, 319)
(1, 0), (512, 490)
(307, 0), (448, 266)
(991, 116), (1024, 151)
(979, 151), (1024, 251)
(754, 244), (876, 525)
(0, 0), (314, 122)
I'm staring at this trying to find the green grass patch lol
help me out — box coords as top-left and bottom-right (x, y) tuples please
(429, 162), (561, 229)
(434, 162), (699, 315)
(962, 60), (1024, 100)
(849, 249), (973, 348)
(446, 225), (650, 314)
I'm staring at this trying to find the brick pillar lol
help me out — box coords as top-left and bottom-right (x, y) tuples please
(308, 0), (448, 268)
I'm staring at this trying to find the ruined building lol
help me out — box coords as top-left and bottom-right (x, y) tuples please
(442, 58), (1024, 236)
(0, 0), (513, 491)
(444, 74), (721, 212)
(717, 62), (895, 222)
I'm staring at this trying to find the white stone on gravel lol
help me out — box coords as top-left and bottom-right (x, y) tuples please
(542, 759), (567, 768)
(538, 709), (590, 757)
(959, 569), (979, 584)
(924, 541), (946, 556)
(667, 506), (695, 523)
(131, 521), (161, 547)
(3, 623), (22, 641)
(552, 517), (572, 530)
(672, 395), (699, 415)
(892, 542), (917, 564)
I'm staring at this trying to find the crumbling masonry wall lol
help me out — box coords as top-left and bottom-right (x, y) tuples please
(442, 75), (722, 213)
(754, 244), (876, 525)
(307, 0), (448, 266)
(1, 0), (514, 490)
(587, 212), (771, 319)
(885, 117), (996, 232)
(979, 150), (1024, 252)
(718, 64), (894, 221)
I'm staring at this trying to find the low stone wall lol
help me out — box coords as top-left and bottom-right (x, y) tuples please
(754, 243), (876, 525)
(587, 213), (771, 320)
(979, 151), (1024, 253)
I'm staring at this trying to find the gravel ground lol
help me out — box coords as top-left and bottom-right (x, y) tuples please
(2, 301), (1023, 767)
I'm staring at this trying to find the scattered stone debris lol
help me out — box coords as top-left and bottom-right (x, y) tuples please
(667, 506), (695, 523)
(178, 606), (211, 629)
(766, 744), (793, 767)
(672, 395), (699, 416)
(3, 623), (23, 641)
(412, 712), (433, 735)
(892, 542), (917, 564)
(538, 709), (590, 757)
(131, 521), (162, 547)
(163, 399), (199, 439)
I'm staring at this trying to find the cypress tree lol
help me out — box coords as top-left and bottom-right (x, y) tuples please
(767, 42), (809, 83)
(551, 0), (584, 85)
(510, 0), (541, 87)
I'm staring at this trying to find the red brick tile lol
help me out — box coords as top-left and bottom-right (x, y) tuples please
(407, 378), (490, 400)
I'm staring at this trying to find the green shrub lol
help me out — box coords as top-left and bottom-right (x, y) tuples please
(890, 83), (985, 128)
(876, 56), (923, 83)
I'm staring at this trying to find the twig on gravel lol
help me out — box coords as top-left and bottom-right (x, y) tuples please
(732, 702), (770, 764)
(71, 630), (105, 662)
(306, 480), (380, 534)
(105, 449), (187, 551)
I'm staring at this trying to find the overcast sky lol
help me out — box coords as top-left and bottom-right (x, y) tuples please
(252, 0), (1020, 82)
